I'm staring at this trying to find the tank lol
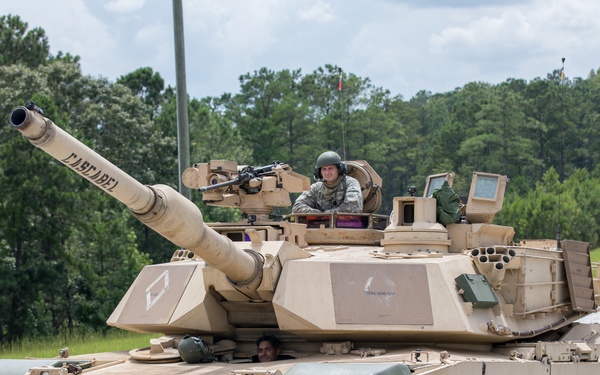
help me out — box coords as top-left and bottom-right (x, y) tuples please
(8, 105), (600, 375)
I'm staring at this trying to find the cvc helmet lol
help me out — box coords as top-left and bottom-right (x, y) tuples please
(178, 335), (214, 363)
(316, 151), (342, 168)
(314, 151), (347, 180)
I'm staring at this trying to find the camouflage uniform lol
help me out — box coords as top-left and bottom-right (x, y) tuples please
(292, 176), (363, 213)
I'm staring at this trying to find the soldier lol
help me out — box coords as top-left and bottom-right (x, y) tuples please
(252, 335), (295, 362)
(292, 151), (363, 213)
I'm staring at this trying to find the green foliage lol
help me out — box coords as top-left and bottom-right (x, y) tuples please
(0, 15), (49, 68)
(0, 58), (156, 341)
(496, 168), (600, 245)
(117, 67), (165, 114)
(220, 67), (309, 165)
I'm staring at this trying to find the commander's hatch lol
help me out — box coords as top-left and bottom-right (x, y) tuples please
(345, 160), (382, 213)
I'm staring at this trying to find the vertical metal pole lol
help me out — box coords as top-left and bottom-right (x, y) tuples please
(172, 0), (191, 200)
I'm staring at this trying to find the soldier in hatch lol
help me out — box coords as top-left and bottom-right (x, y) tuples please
(292, 151), (363, 214)
(252, 335), (295, 362)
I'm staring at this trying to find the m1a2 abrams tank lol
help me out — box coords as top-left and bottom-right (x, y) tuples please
(9, 104), (600, 375)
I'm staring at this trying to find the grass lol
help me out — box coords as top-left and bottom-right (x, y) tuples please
(592, 247), (600, 278)
(0, 328), (161, 359)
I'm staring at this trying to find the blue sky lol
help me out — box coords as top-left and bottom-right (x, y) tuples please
(3, 0), (599, 100)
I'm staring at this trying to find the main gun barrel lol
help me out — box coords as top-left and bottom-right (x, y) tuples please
(10, 106), (262, 294)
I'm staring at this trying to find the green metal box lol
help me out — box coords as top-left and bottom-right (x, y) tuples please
(455, 274), (499, 308)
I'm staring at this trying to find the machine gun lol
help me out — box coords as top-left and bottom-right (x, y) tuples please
(182, 159), (310, 217)
(197, 161), (285, 193)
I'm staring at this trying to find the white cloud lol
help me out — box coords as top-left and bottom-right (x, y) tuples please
(424, 0), (600, 86)
(5, 0), (600, 99)
(298, 1), (337, 23)
(3, 0), (117, 78)
(104, 0), (146, 14)
(429, 9), (534, 61)
(429, 0), (600, 59)
(185, 0), (282, 56)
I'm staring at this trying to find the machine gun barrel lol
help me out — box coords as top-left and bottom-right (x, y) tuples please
(198, 178), (243, 192)
(197, 163), (281, 192)
(10, 106), (262, 295)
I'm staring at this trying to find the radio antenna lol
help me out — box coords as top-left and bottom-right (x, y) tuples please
(556, 57), (566, 250)
(338, 67), (347, 160)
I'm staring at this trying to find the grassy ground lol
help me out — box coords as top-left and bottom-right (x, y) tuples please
(592, 247), (600, 277)
(0, 329), (160, 359)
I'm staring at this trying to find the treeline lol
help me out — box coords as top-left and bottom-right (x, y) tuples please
(1, 14), (600, 342)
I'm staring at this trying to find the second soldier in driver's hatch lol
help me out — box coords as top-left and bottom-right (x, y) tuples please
(251, 335), (295, 362)
(292, 151), (363, 214)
